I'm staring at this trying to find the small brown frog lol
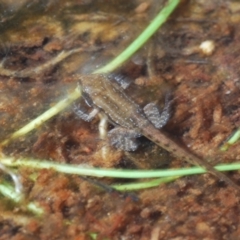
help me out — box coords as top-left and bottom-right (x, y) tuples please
(74, 73), (240, 192)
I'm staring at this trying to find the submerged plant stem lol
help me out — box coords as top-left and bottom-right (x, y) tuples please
(94, 0), (180, 74)
(220, 128), (240, 151)
(1, 157), (240, 179)
(0, 182), (44, 216)
(112, 176), (180, 191)
(1, 87), (81, 146)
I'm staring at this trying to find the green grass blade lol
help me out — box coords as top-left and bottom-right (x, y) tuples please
(1, 157), (240, 179)
(112, 176), (179, 191)
(95, 0), (180, 74)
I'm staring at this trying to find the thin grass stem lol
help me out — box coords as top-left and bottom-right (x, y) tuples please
(1, 157), (240, 179)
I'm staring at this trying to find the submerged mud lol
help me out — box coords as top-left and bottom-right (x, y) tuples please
(0, 0), (240, 239)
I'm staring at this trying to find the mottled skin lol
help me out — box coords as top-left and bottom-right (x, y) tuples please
(79, 74), (240, 191)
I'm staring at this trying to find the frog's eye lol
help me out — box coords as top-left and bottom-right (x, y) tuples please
(107, 73), (131, 89)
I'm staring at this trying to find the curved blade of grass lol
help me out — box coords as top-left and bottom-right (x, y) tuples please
(220, 128), (240, 151)
(112, 176), (180, 191)
(0, 0), (180, 146)
(94, 0), (180, 74)
(0, 87), (81, 146)
(1, 157), (240, 178)
(0, 182), (44, 216)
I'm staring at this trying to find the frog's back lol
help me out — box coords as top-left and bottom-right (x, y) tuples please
(80, 74), (148, 129)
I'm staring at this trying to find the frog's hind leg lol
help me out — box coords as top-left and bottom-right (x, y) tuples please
(108, 127), (141, 151)
(143, 94), (172, 129)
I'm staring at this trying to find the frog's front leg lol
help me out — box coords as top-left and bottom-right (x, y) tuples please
(108, 127), (141, 151)
(143, 93), (171, 129)
(73, 83), (99, 122)
(73, 104), (99, 122)
(73, 92), (99, 122)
